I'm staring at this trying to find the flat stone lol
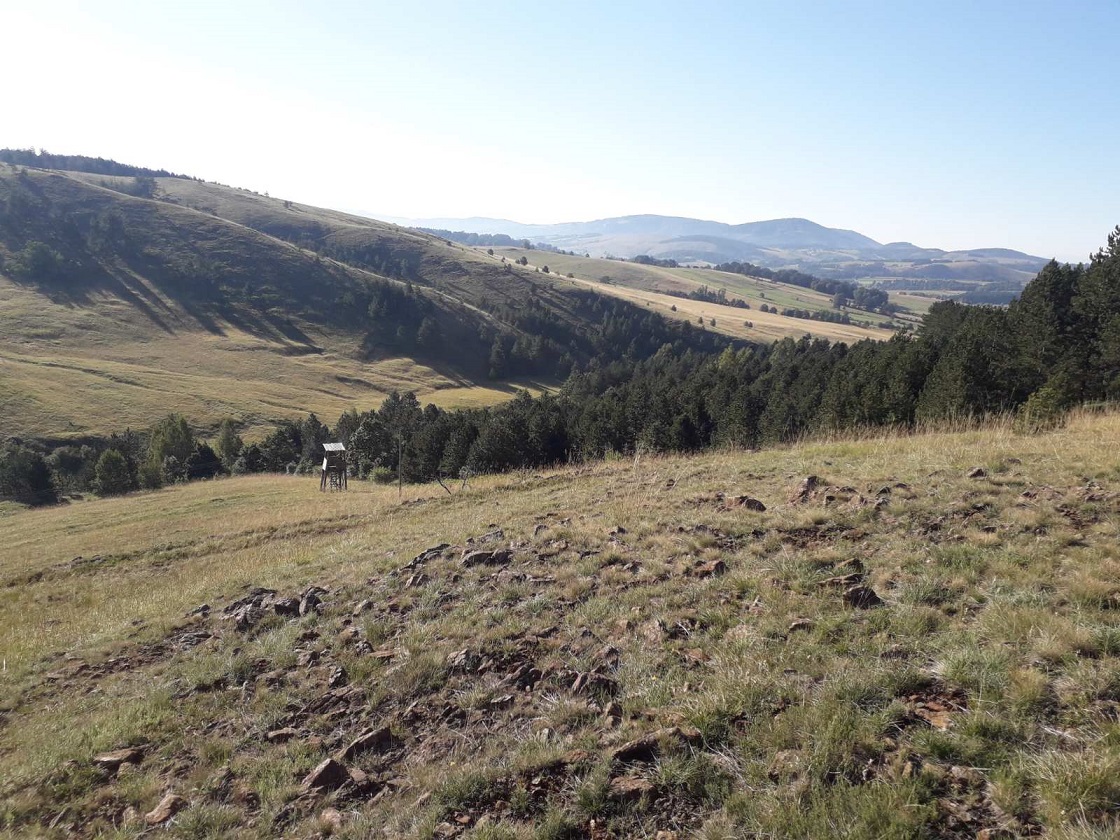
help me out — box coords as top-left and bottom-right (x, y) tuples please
(611, 726), (702, 764)
(461, 549), (512, 568)
(144, 793), (186, 825)
(266, 727), (300, 743)
(608, 776), (656, 802)
(337, 726), (402, 760)
(94, 747), (143, 771)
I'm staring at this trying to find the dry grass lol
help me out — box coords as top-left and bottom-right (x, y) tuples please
(0, 277), (544, 440)
(2, 411), (1119, 837)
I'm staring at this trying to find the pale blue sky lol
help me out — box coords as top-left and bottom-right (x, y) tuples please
(4, 0), (1116, 260)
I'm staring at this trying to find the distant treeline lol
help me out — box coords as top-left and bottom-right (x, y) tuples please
(714, 260), (893, 312)
(631, 254), (680, 268)
(666, 285), (751, 309)
(6, 227), (1116, 505)
(415, 228), (579, 257)
(0, 149), (197, 180)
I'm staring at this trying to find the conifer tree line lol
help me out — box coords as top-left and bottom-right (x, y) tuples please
(2, 228), (1117, 505)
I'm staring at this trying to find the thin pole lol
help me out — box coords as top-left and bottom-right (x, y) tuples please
(398, 432), (403, 502)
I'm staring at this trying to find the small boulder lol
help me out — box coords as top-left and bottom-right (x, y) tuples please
(337, 726), (402, 760)
(266, 727), (300, 743)
(787, 618), (813, 634)
(731, 496), (767, 512)
(966, 467), (987, 479)
(789, 475), (819, 504)
(272, 597), (300, 617)
(299, 589), (325, 616)
(843, 584), (883, 609)
(694, 559), (727, 578)
(328, 665), (348, 689)
(94, 747), (144, 772)
(608, 776), (656, 802)
(461, 549), (512, 568)
(301, 758), (350, 792)
(611, 726), (702, 764)
(145, 793), (186, 825)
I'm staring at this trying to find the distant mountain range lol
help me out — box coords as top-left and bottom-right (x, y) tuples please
(378, 213), (1051, 289)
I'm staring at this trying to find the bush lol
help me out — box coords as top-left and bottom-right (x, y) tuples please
(0, 444), (58, 506)
(10, 241), (64, 282)
(94, 449), (132, 496)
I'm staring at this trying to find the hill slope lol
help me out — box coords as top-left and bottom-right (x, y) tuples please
(2, 411), (1119, 836)
(0, 165), (729, 439)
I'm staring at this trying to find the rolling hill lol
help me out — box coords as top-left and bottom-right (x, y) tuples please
(0, 158), (902, 442)
(0, 163), (732, 440)
(390, 213), (1051, 300)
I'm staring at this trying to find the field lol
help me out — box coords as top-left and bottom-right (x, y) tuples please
(3, 410), (1120, 837)
(488, 247), (908, 342)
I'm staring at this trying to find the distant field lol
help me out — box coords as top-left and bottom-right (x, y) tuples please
(488, 248), (899, 343)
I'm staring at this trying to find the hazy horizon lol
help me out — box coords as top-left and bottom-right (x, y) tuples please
(4, 1), (1117, 262)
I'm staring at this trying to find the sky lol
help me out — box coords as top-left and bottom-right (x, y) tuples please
(3, 0), (1117, 261)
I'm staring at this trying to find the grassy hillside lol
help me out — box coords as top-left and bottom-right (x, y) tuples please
(0, 166), (722, 439)
(3, 411), (1119, 837)
(487, 248), (904, 343)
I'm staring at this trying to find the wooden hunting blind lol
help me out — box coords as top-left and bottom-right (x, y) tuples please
(320, 442), (348, 491)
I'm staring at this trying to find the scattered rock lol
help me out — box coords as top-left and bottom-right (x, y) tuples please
(337, 726), (402, 760)
(611, 726), (702, 764)
(694, 559), (727, 578)
(461, 549), (512, 568)
(789, 475), (819, 504)
(967, 467), (987, 479)
(94, 747), (143, 772)
(843, 584), (883, 609)
(266, 727), (300, 743)
(328, 665), (348, 689)
(603, 701), (623, 725)
(301, 758), (350, 792)
(787, 618), (813, 634)
(730, 495), (767, 512)
(187, 604), (210, 617)
(406, 544), (450, 568)
(532, 523), (548, 537)
(608, 776), (656, 802)
(821, 572), (865, 588)
(300, 586), (327, 616)
(272, 597), (300, 616)
(144, 793), (186, 825)
(446, 648), (480, 672)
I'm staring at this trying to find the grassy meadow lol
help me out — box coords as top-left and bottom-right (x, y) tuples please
(2, 410), (1120, 837)
(0, 277), (548, 440)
